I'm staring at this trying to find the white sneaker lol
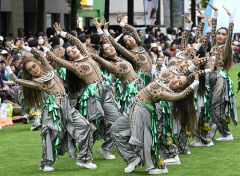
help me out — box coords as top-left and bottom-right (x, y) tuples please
(30, 122), (41, 131)
(186, 151), (191, 155)
(216, 134), (234, 141)
(97, 148), (116, 160)
(76, 161), (97, 169)
(147, 168), (168, 175)
(39, 166), (54, 172)
(191, 140), (214, 147)
(124, 157), (141, 173)
(190, 136), (200, 146)
(164, 155), (181, 165)
(0, 126), (2, 130)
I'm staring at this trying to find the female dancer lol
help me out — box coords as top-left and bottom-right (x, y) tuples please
(111, 73), (199, 174)
(3, 47), (96, 171)
(44, 23), (121, 160)
(207, 4), (237, 141)
(103, 13), (152, 87)
(91, 18), (144, 111)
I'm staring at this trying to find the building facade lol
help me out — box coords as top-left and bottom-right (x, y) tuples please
(0, 0), (70, 37)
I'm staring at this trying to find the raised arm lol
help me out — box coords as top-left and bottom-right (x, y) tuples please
(222, 6), (234, 64)
(53, 22), (89, 56)
(92, 18), (111, 44)
(180, 15), (192, 51)
(117, 13), (141, 41)
(159, 80), (198, 102)
(3, 62), (42, 90)
(46, 50), (77, 73)
(195, 8), (206, 42)
(206, 1), (218, 47)
(106, 32), (137, 62)
(90, 54), (117, 74)
(30, 47), (53, 71)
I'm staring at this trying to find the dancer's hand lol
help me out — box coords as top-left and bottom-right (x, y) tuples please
(92, 18), (101, 29)
(197, 8), (205, 19)
(194, 71), (199, 81)
(117, 13), (122, 23)
(206, 1), (218, 11)
(193, 52), (200, 66)
(53, 22), (62, 35)
(182, 14), (192, 23)
(206, 14), (212, 27)
(2, 55), (12, 66)
(197, 34), (203, 43)
(223, 6), (232, 16)
(209, 58), (216, 71)
(103, 18), (110, 29)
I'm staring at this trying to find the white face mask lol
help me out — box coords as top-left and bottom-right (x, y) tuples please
(38, 39), (44, 45)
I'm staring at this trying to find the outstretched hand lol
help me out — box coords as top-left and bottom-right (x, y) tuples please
(3, 55), (12, 66)
(209, 58), (216, 71)
(194, 71), (199, 81)
(103, 18), (110, 29)
(92, 18), (102, 29)
(117, 13), (122, 23)
(206, 14), (212, 27)
(223, 5), (232, 16)
(206, 1), (218, 11)
(182, 14), (192, 23)
(53, 22), (62, 35)
(193, 52), (200, 66)
(196, 8), (205, 19)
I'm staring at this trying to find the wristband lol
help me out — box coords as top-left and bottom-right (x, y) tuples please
(190, 80), (199, 89)
(42, 46), (50, 53)
(103, 29), (110, 36)
(207, 26), (212, 33)
(185, 22), (193, 31)
(188, 64), (197, 72)
(201, 18), (205, 23)
(212, 11), (218, 19)
(229, 16), (234, 23)
(60, 31), (67, 38)
(204, 68), (212, 74)
(119, 22), (125, 27)
(194, 43), (203, 51)
(97, 28), (104, 35)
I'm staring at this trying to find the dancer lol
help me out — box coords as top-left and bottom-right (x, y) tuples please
(92, 18), (144, 111)
(3, 48), (96, 172)
(103, 13), (152, 87)
(45, 23), (121, 160)
(207, 4), (237, 141)
(111, 73), (199, 174)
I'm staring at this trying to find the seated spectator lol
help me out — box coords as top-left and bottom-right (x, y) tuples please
(0, 54), (15, 103)
(169, 42), (178, 58)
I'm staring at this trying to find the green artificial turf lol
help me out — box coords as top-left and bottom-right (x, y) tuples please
(0, 65), (240, 176)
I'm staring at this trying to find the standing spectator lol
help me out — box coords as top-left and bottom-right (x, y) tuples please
(151, 57), (165, 80)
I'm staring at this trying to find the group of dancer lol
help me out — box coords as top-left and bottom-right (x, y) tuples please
(2, 2), (238, 175)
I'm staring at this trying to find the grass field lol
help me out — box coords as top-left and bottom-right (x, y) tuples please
(0, 65), (240, 176)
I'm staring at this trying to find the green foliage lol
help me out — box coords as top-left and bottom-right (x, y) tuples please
(0, 65), (240, 176)
(201, 0), (207, 8)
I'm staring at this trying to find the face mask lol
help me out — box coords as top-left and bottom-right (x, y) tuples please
(38, 39), (44, 45)
(10, 44), (13, 48)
